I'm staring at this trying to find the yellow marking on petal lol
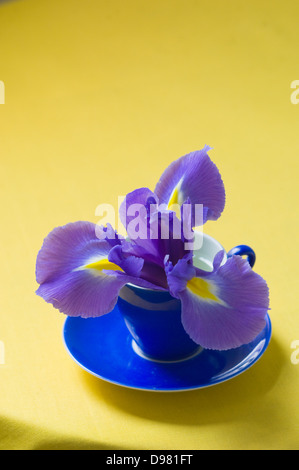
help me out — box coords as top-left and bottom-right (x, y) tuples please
(85, 258), (123, 273)
(167, 179), (184, 217)
(187, 277), (219, 302)
(168, 186), (180, 208)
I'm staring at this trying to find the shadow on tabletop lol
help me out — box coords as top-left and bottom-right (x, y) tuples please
(0, 414), (122, 450)
(81, 336), (286, 427)
(0, 0), (20, 5)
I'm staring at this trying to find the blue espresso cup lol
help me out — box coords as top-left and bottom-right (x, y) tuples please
(117, 233), (256, 362)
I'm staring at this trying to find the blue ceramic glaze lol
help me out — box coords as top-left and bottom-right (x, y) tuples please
(227, 245), (256, 267)
(62, 236), (270, 391)
(115, 233), (226, 362)
(63, 309), (272, 392)
(118, 285), (201, 362)
(116, 238), (257, 362)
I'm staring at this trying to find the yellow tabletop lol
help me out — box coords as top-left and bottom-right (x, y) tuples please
(0, 0), (298, 450)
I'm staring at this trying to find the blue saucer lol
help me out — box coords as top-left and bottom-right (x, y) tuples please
(63, 305), (272, 392)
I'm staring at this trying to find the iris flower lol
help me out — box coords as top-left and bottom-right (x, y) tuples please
(36, 147), (269, 350)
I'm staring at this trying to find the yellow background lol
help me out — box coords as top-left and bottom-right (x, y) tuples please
(0, 0), (298, 450)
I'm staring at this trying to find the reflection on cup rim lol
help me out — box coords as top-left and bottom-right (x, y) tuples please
(131, 339), (204, 364)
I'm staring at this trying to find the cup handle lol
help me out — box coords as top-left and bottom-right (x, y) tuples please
(227, 245), (256, 268)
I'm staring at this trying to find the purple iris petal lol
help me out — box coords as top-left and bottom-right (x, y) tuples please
(119, 187), (159, 232)
(147, 208), (189, 266)
(116, 240), (169, 289)
(36, 269), (128, 318)
(117, 200), (192, 289)
(36, 221), (115, 285)
(154, 146), (225, 225)
(95, 222), (125, 246)
(36, 221), (135, 317)
(166, 254), (269, 350)
(35, 145), (271, 353)
(211, 249), (226, 271)
(108, 244), (144, 277)
(164, 253), (195, 293)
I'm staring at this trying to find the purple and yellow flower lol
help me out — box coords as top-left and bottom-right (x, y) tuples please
(35, 147), (269, 350)
(165, 251), (269, 350)
(36, 221), (164, 318)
